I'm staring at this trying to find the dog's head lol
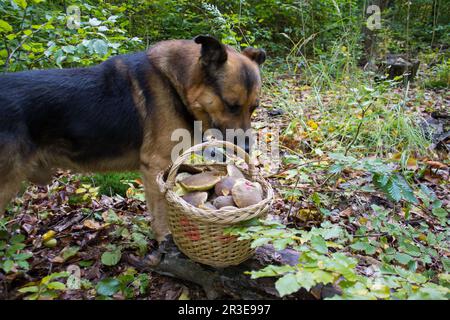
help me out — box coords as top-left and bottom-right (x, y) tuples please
(186, 35), (266, 152)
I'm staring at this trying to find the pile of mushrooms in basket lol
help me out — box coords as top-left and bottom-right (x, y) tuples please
(174, 163), (263, 211)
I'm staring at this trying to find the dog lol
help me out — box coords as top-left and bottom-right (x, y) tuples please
(0, 35), (266, 242)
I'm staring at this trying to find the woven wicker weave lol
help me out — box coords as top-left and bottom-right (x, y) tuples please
(156, 140), (273, 268)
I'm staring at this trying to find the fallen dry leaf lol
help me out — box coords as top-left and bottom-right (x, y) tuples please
(83, 219), (104, 230)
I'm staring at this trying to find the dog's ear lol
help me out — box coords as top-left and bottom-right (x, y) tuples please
(194, 35), (227, 67)
(242, 47), (266, 65)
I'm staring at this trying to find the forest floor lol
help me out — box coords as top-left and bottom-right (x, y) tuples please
(0, 71), (448, 300)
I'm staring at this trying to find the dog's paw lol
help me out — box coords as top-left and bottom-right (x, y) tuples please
(157, 234), (177, 254)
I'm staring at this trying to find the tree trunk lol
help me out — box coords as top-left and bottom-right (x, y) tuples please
(360, 0), (391, 66)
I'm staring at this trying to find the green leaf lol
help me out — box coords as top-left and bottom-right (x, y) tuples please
(275, 273), (301, 297)
(7, 242), (25, 252)
(251, 237), (271, 248)
(47, 281), (66, 290)
(2, 260), (14, 273)
(432, 200), (443, 210)
(101, 247), (122, 266)
(326, 253), (358, 281)
(62, 45), (76, 54)
(394, 252), (413, 265)
(442, 258), (450, 273)
(96, 278), (120, 296)
(432, 208), (448, 219)
(329, 153), (357, 163)
(18, 285), (39, 293)
(17, 260), (29, 270)
(42, 272), (69, 284)
(22, 43), (31, 51)
(374, 173), (389, 187)
(61, 246), (80, 261)
(78, 260), (93, 267)
(408, 283), (450, 300)
(137, 274), (150, 294)
(10, 234), (25, 244)
(104, 209), (121, 224)
(311, 235), (328, 254)
(350, 241), (376, 255)
(396, 176), (418, 204)
(92, 39), (108, 56)
(296, 271), (315, 291)
(329, 164), (343, 174)
(399, 239), (422, 257)
(14, 252), (33, 260)
(89, 18), (102, 27)
(311, 192), (321, 206)
(250, 264), (295, 279)
(55, 54), (66, 66)
(386, 178), (402, 202)
(23, 293), (39, 300)
(38, 290), (59, 300)
(313, 270), (335, 284)
(13, 0), (27, 9)
(273, 238), (293, 250)
(319, 223), (342, 240)
(0, 20), (13, 33)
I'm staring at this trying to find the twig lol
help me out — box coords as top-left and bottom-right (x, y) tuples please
(353, 254), (381, 266)
(353, 232), (388, 238)
(344, 101), (374, 156)
(20, 7), (28, 30)
(319, 172), (338, 187)
(265, 159), (323, 178)
(284, 159), (326, 219)
(2, 35), (11, 72)
(4, 27), (42, 73)
(277, 184), (383, 196)
(286, 174), (302, 220)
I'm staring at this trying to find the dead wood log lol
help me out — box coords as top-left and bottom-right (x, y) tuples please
(379, 54), (420, 82)
(126, 238), (340, 300)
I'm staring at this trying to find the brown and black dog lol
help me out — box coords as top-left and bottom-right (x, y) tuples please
(0, 35), (265, 242)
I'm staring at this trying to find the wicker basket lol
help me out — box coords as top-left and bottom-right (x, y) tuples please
(156, 140), (273, 268)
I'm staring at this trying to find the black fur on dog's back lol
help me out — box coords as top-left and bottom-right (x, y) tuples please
(0, 52), (152, 165)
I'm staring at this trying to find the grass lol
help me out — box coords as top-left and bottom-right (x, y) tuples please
(424, 59), (450, 89)
(80, 172), (141, 197)
(263, 53), (431, 158)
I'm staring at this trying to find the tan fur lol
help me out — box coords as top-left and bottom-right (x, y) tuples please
(139, 69), (195, 241)
(114, 59), (148, 122)
(0, 143), (27, 214)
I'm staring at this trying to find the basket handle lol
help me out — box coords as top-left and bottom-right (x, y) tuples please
(164, 140), (256, 191)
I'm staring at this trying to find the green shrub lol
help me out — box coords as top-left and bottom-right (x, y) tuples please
(425, 60), (450, 89)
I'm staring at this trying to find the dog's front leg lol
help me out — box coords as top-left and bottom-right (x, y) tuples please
(0, 173), (24, 215)
(140, 160), (170, 243)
